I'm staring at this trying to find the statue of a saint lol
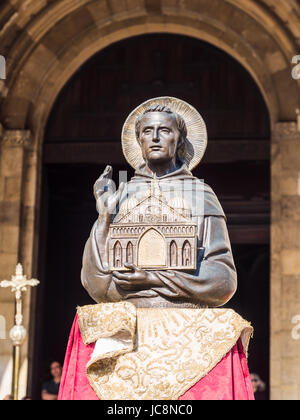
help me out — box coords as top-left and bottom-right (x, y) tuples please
(58, 98), (254, 401)
(81, 98), (236, 308)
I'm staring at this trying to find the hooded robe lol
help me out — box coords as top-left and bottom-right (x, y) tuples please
(81, 163), (237, 308)
(58, 164), (253, 401)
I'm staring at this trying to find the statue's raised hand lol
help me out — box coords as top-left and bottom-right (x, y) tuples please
(94, 165), (125, 217)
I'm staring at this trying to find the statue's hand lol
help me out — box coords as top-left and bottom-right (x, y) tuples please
(94, 165), (125, 216)
(113, 263), (161, 291)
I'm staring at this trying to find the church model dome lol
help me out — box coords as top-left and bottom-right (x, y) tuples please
(168, 196), (191, 218)
(119, 196), (139, 217)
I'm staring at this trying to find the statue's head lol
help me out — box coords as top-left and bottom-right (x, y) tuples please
(121, 97), (207, 172)
(135, 105), (188, 167)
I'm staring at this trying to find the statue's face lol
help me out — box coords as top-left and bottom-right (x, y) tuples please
(137, 112), (181, 165)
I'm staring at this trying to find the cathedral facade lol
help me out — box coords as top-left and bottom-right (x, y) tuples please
(109, 180), (197, 271)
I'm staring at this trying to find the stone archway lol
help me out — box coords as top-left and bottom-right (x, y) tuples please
(2, 1), (299, 131)
(138, 228), (167, 268)
(0, 0), (300, 400)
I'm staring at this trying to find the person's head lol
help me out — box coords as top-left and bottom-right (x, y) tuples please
(135, 105), (187, 168)
(250, 373), (266, 393)
(3, 394), (13, 400)
(50, 361), (62, 380)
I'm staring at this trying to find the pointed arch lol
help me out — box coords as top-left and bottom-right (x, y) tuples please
(170, 241), (178, 267)
(137, 228), (166, 268)
(182, 241), (192, 267)
(126, 241), (134, 264)
(114, 241), (122, 268)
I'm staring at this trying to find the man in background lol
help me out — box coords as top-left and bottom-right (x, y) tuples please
(41, 361), (62, 400)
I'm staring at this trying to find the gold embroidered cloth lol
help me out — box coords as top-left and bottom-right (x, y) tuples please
(77, 303), (253, 400)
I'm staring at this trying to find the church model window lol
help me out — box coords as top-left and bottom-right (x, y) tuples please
(182, 241), (192, 267)
(126, 242), (133, 264)
(113, 241), (122, 268)
(170, 241), (178, 267)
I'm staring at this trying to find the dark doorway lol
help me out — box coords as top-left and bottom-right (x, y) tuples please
(229, 243), (270, 400)
(31, 34), (270, 399)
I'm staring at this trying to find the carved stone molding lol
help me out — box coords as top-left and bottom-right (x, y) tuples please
(272, 122), (300, 141)
(1, 129), (33, 148)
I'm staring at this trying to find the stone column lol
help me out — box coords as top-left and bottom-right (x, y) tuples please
(271, 122), (300, 400)
(0, 127), (32, 399)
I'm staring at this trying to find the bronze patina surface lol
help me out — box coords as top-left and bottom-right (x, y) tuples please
(81, 98), (237, 308)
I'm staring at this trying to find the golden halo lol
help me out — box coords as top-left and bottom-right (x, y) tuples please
(121, 97), (208, 171)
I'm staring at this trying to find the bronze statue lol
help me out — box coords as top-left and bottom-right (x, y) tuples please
(59, 98), (253, 401)
(81, 97), (237, 308)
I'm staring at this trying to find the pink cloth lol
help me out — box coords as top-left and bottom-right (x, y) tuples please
(58, 315), (254, 401)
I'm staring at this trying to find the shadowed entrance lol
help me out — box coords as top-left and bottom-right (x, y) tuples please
(33, 34), (270, 399)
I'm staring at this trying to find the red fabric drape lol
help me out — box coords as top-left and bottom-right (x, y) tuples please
(58, 315), (254, 401)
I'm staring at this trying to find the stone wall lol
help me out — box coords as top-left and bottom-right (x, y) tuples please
(271, 122), (300, 400)
(0, 127), (34, 399)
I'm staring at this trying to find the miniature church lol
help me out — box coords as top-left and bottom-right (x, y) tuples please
(109, 179), (197, 271)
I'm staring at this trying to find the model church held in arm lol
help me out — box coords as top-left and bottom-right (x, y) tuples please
(109, 176), (197, 272)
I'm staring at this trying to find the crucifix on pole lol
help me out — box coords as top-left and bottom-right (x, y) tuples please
(0, 263), (39, 400)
